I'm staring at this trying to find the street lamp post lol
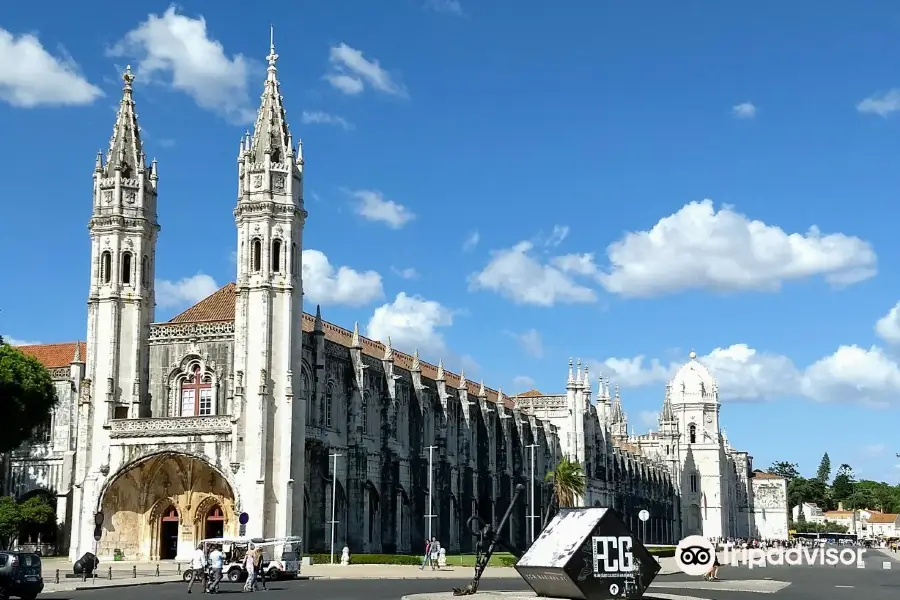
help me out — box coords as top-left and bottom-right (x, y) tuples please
(525, 443), (539, 543)
(328, 451), (342, 565)
(425, 445), (438, 540)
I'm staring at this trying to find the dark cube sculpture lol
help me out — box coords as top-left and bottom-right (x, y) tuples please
(516, 508), (660, 600)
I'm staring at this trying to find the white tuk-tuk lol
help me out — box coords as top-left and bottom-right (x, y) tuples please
(182, 536), (302, 583)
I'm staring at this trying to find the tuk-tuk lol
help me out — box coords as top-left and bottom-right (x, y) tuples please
(182, 536), (302, 583)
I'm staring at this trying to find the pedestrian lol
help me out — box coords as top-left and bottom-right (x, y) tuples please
(420, 538), (431, 570)
(254, 546), (268, 591)
(207, 544), (224, 594)
(244, 547), (257, 592)
(430, 538), (440, 570)
(187, 544), (206, 594)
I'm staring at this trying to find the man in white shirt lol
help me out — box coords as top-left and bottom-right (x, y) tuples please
(187, 545), (206, 594)
(207, 546), (224, 594)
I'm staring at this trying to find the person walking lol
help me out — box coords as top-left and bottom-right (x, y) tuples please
(429, 538), (441, 571)
(243, 547), (257, 592)
(207, 545), (224, 594)
(420, 538), (432, 570)
(187, 544), (206, 594)
(253, 547), (268, 591)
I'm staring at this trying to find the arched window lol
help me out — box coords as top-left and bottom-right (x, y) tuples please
(101, 251), (112, 283)
(690, 472), (699, 493)
(362, 391), (369, 435)
(180, 365), (213, 416)
(272, 239), (282, 273)
(141, 255), (149, 286)
(325, 382), (333, 429)
(122, 251), (133, 285)
(688, 423), (696, 444)
(251, 238), (262, 272)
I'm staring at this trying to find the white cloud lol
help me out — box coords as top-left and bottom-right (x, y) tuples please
(351, 189), (415, 229)
(876, 303), (900, 343)
(597, 342), (900, 407)
(1, 335), (42, 346)
(857, 90), (900, 117)
(325, 43), (407, 97)
(600, 200), (876, 298)
(0, 27), (102, 107)
(156, 273), (219, 309)
(862, 443), (886, 457)
(367, 293), (454, 357)
(425, 0), (463, 15)
(511, 329), (543, 358)
(469, 241), (597, 306)
(544, 225), (570, 247)
(731, 102), (757, 119)
(109, 7), (255, 124)
(302, 249), (384, 307)
(391, 266), (418, 279)
(513, 375), (536, 390)
(463, 231), (480, 252)
(301, 110), (353, 130)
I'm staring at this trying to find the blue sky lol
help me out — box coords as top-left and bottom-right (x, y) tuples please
(2, 1), (900, 484)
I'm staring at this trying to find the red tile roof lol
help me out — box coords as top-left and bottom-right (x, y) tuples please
(165, 284), (516, 409)
(14, 342), (85, 369)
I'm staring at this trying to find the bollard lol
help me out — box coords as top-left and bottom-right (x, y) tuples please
(108, 566), (112, 579)
(177, 562), (181, 574)
(155, 564), (159, 577)
(55, 569), (59, 584)
(132, 565), (137, 578)
(82, 568), (86, 583)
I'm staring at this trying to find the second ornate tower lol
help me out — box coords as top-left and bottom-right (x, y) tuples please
(233, 38), (307, 540)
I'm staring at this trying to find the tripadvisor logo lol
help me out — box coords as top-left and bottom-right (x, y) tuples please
(721, 542), (866, 569)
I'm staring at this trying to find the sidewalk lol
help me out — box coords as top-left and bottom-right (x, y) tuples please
(39, 556), (683, 593)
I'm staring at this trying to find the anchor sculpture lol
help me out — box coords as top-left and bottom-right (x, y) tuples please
(452, 483), (526, 596)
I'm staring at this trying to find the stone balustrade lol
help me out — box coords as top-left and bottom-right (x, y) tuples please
(108, 415), (232, 438)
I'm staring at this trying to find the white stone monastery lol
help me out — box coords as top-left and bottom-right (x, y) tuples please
(2, 43), (787, 561)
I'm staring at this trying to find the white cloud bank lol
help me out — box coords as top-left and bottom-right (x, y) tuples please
(302, 250), (384, 307)
(470, 200), (876, 305)
(109, 7), (255, 123)
(0, 27), (102, 107)
(156, 273), (220, 309)
(367, 293), (455, 358)
(351, 189), (415, 229)
(325, 43), (407, 97)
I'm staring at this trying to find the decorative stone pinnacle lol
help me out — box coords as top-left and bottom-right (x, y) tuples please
(478, 379), (486, 397)
(123, 65), (134, 89)
(383, 336), (393, 360)
(351, 322), (361, 348)
(267, 26), (279, 69)
(436, 359), (445, 381)
(458, 369), (467, 389)
(689, 349), (697, 360)
(411, 349), (421, 372)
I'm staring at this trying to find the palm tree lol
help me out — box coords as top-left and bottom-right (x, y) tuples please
(543, 456), (587, 525)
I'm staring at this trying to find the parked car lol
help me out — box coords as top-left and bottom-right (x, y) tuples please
(0, 551), (43, 600)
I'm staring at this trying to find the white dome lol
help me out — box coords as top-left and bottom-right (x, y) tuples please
(669, 352), (717, 404)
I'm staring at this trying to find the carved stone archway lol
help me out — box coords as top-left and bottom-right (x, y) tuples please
(98, 452), (236, 560)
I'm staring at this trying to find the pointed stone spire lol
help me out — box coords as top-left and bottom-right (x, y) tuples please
(575, 358), (582, 384)
(104, 65), (145, 178)
(567, 358), (575, 384)
(497, 387), (504, 405)
(436, 359), (445, 381)
(612, 384), (625, 422)
(411, 349), (421, 372)
(478, 379), (486, 398)
(351, 322), (361, 348)
(660, 382), (674, 422)
(248, 27), (291, 164)
(383, 336), (393, 361)
(314, 305), (323, 334)
(597, 373), (608, 402)
(458, 369), (467, 390)
(73, 341), (83, 363)
(582, 364), (590, 388)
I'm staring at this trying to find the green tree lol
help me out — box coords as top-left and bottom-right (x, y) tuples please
(768, 461), (800, 480)
(831, 464), (855, 503)
(18, 496), (55, 529)
(816, 453), (831, 483)
(0, 340), (58, 453)
(545, 456), (587, 508)
(0, 496), (22, 550)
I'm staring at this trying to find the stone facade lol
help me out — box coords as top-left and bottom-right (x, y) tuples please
(4, 44), (751, 561)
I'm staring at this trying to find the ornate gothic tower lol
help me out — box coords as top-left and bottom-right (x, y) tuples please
(86, 65), (158, 427)
(72, 66), (158, 559)
(233, 37), (307, 540)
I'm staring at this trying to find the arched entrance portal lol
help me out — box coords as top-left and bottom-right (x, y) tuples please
(160, 507), (179, 559)
(98, 452), (236, 560)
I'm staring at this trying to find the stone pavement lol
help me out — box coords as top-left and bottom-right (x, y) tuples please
(38, 556), (683, 594)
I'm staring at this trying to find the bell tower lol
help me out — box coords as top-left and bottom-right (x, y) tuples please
(232, 32), (307, 540)
(71, 65), (159, 560)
